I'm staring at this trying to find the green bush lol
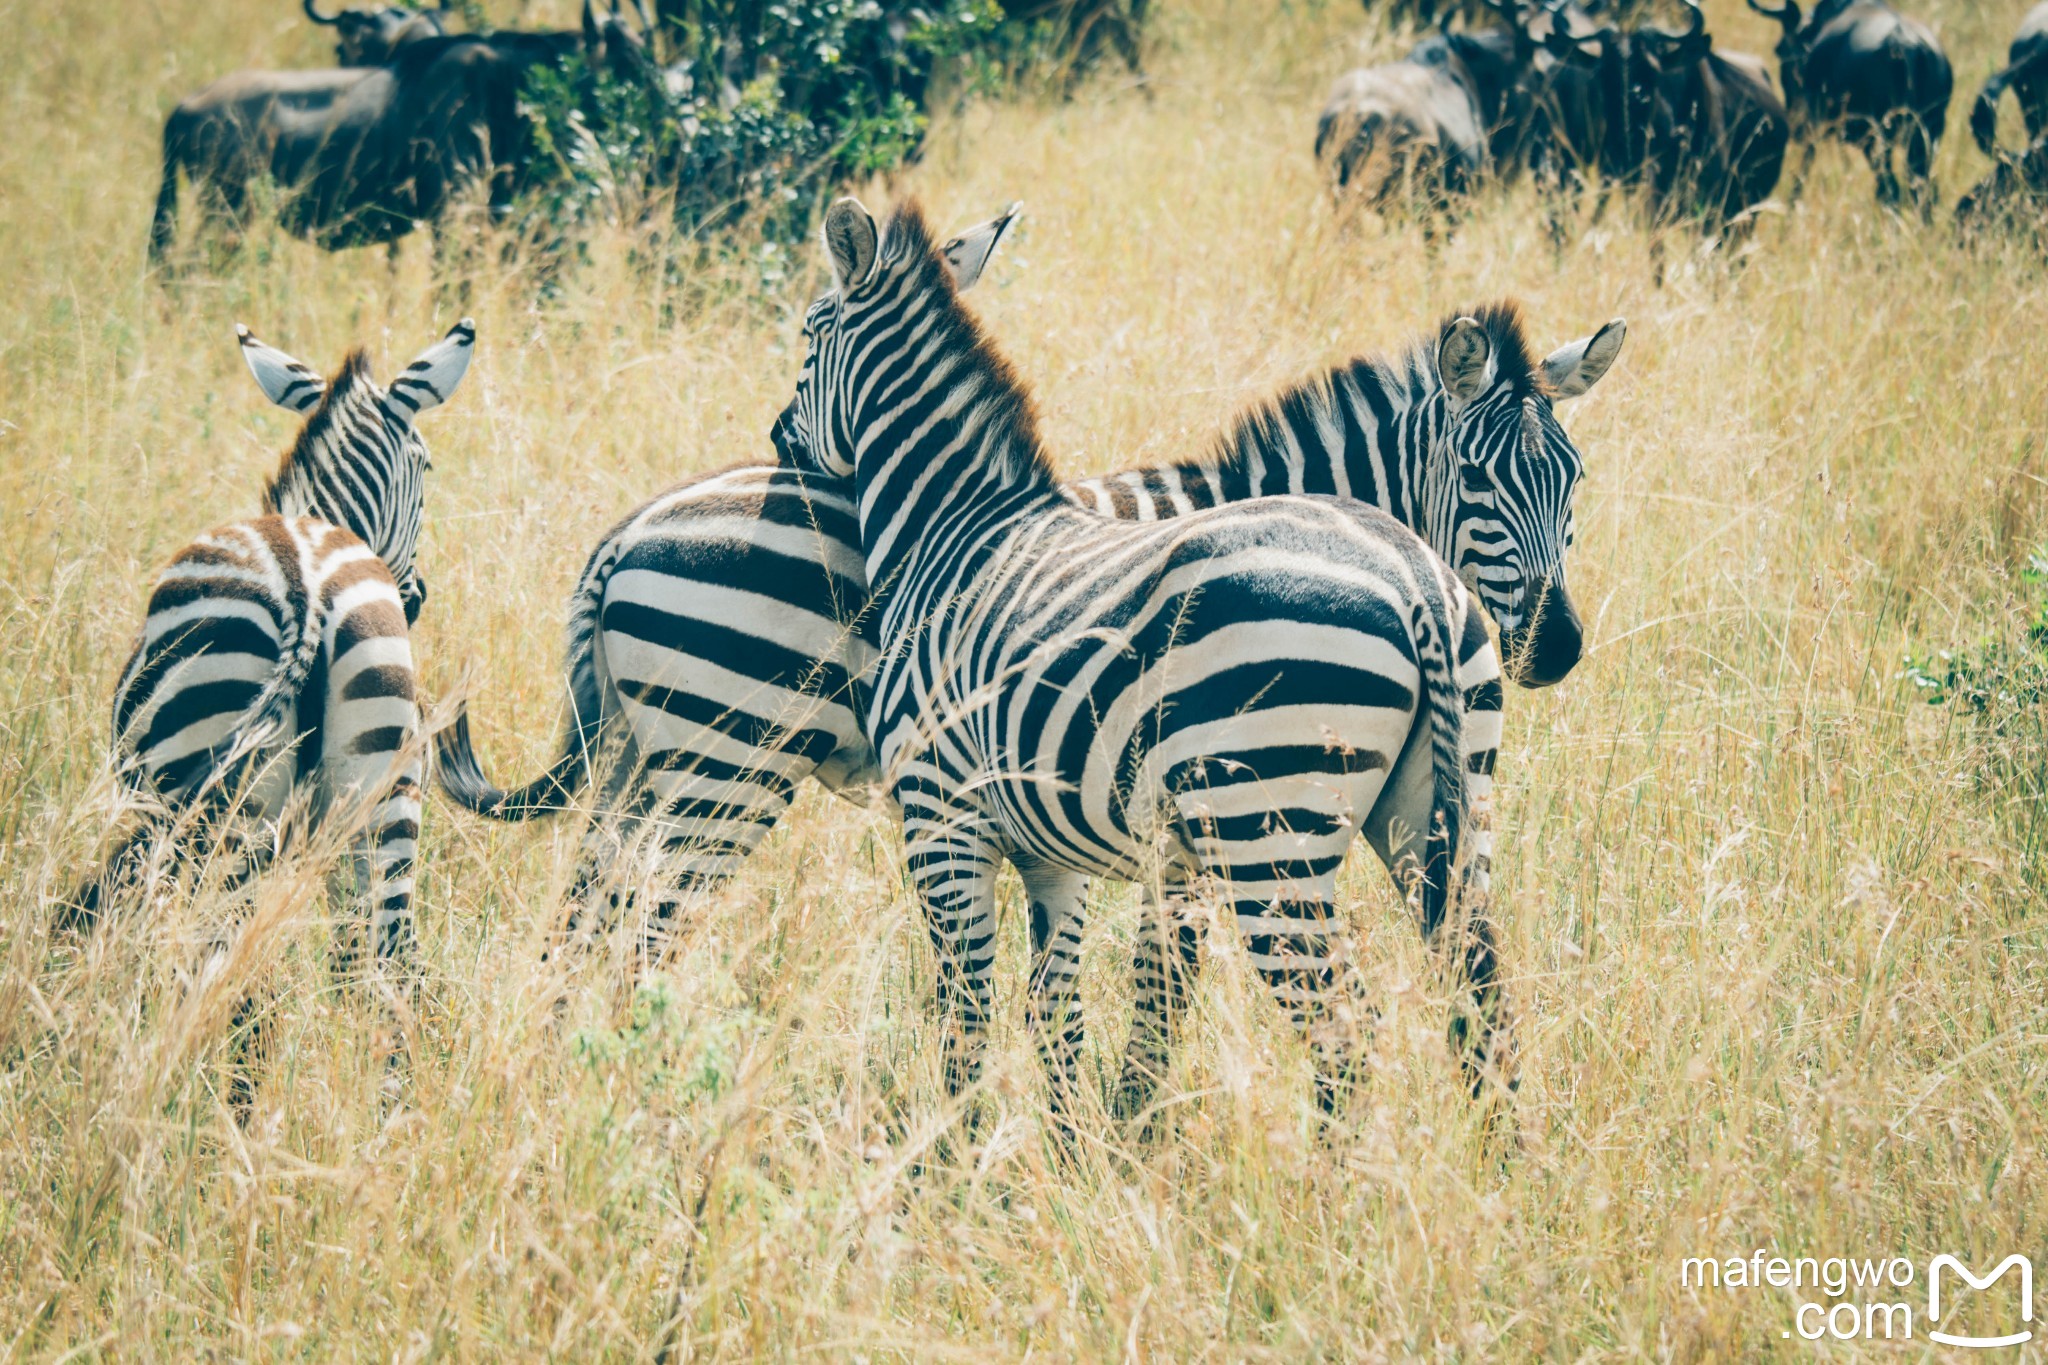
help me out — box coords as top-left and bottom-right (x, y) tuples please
(512, 0), (1149, 246)
(1899, 547), (2048, 727)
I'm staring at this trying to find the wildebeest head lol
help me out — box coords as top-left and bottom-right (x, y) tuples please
(303, 0), (452, 67)
(1542, 0), (1709, 181)
(580, 0), (658, 73)
(1429, 306), (1627, 688)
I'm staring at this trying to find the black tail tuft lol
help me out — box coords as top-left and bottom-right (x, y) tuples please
(432, 701), (583, 820)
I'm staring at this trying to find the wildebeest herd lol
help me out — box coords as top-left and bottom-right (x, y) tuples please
(65, 1), (2043, 1137)
(152, 0), (658, 259)
(1318, 0), (2048, 244)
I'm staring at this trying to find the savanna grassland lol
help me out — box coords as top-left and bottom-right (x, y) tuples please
(2, 0), (2046, 1357)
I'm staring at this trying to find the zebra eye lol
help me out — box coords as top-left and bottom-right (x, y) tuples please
(1460, 464), (1493, 493)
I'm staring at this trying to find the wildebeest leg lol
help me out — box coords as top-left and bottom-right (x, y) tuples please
(1786, 137), (1819, 210)
(149, 162), (183, 268)
(1866, 129), (1902, 211)
(197, 175), (250, 262)
(1902, 116), (1939, 223)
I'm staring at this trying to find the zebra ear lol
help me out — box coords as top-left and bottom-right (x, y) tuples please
(1437, 317), (1495, 405)
(940, 202), (1022, 293)
(237, 325), (326, 413)
(387, 318), (476, 418)
(1541, 318), (1627, 399)
(823, 197), (879, 293)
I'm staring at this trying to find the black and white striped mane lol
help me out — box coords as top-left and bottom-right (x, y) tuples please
(262, 347), (380, 519)
(1207, 299), (1548, 476)
(879, 201), (1056, 488)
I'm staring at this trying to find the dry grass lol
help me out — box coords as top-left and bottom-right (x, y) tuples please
(3, 0), (2047, 1358)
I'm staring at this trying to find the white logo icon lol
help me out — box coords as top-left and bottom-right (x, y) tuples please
(1928, 1254), (2034, 1349)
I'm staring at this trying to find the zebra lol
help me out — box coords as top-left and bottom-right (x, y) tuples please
(435, 248), (1621, 994)
(66, 320), (474, 1089)
(431, 210), (1025, 960)
(770, 194), (1527, 1122)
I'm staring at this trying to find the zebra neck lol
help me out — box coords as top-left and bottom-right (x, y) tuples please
(852, 371), (1061, 590)
(268, 444), (411, 575)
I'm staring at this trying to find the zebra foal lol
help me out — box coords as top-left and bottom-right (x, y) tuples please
(774, 196), (1514, 1120)
(68, 320), (474, 1040)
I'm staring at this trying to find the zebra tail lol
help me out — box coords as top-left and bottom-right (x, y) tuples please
(1414, 580), (1467, 944)
(185, 588), (330, 805)
(432, 535), (618, 820)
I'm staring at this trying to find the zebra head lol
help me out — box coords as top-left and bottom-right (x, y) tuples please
(771, 199), (1022, 477)
(1430, 306), (1625, 687)
(240, 319), (475, 624)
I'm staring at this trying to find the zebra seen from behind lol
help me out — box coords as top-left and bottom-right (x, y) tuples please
(773, 195), (1518, 1123)
(68, 321), (474, 1075)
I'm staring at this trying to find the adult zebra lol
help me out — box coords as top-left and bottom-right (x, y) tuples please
(436, 213), (1622, 974)
(68, 321), (474, 1024)
(774, 195), (1520, 1118)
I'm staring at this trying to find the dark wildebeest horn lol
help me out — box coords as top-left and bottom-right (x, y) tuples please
(303, 0), (342, 25)
(1744, 0), (1802, 29)
(1497, 0), (1540, 63)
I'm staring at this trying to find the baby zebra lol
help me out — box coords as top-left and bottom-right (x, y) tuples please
(776, 197), (1507, 1122)
(67, 320), (474, 1025)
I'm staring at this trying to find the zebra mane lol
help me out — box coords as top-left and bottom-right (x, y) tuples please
(1202, 299), (1546, 477)
(263, 348), (377, 515)
(882, 200), (1056, 487)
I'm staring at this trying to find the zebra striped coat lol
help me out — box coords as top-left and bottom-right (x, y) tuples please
(435, 233), (1622, 990)
(773, 196), (1535, 1117)
(75, 321), (474, 989)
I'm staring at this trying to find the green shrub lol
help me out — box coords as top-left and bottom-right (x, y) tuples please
(511, 0), (1149, 247)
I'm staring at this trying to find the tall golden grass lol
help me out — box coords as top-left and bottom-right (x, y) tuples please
(2, 0), (2045, 1356)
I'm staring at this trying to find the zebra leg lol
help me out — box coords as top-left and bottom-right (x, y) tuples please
(1112, 883), (1202, 1129)
(629, 763), (806, 971)
(60, 805), (170, 935)
(1013, 853), (1088, 1142)
(319, 666), (424, 1102)
(901, 799), (1002, 1109)
(1229, 867), (1366, 1115)
(555, 759), (656, 967)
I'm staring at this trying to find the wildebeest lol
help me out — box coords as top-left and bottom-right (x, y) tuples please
(1955, 130), (2048, 243)
(1971, 3), (2048, 160)
(150, 2), (653, 263)
(1535, 1), (1788, 240)
(303, 1), (453, 67)
(1959, 7), (2048, 245)
(1746, 0), (1951, 216)
(1315, 56), (1491, 224)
